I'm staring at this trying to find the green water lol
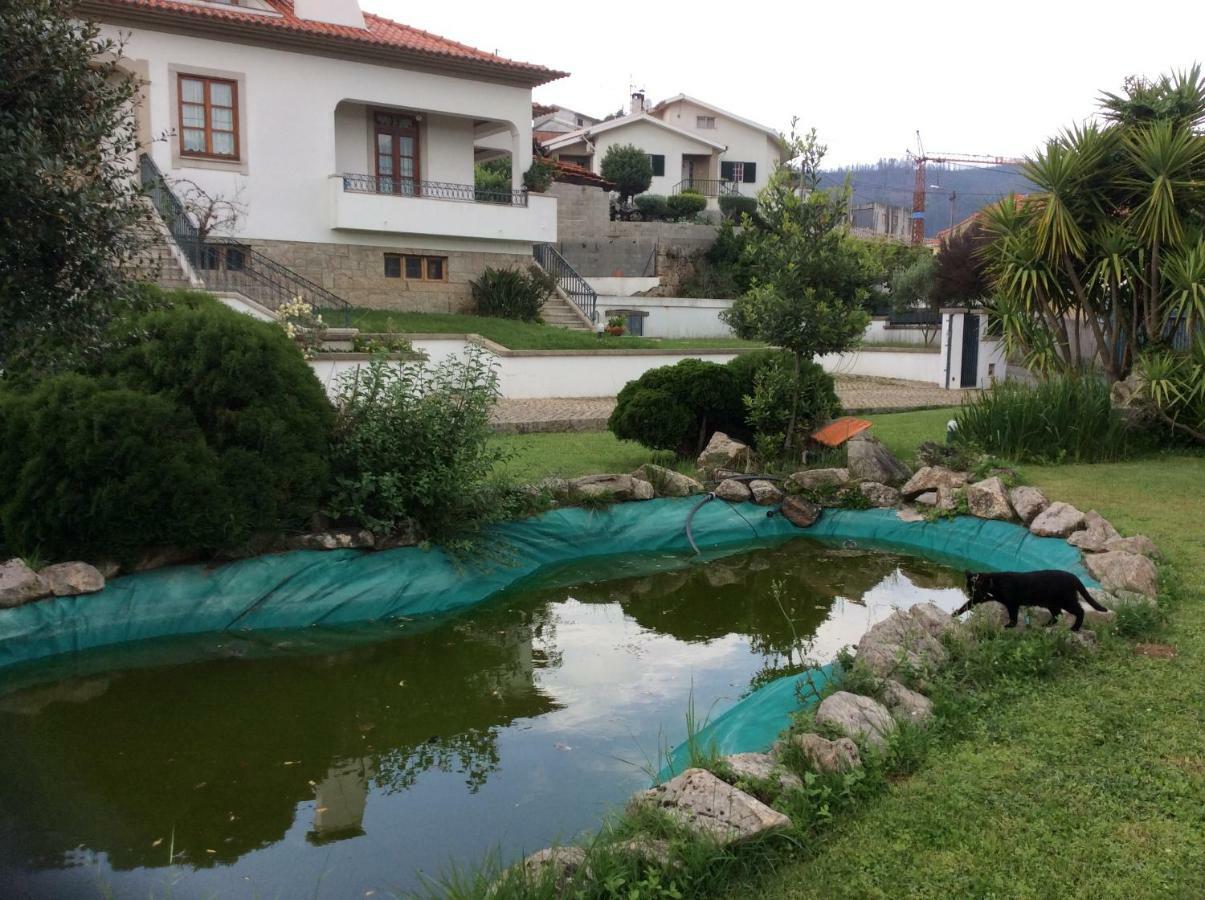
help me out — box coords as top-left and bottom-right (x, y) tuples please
(0, 539), (966, 899)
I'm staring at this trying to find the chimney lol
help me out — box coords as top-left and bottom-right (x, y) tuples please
(294, 0), (366, 29)
(629, 90), (646, 115)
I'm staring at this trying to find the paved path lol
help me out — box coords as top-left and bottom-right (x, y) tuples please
(490, 376), (979, 433)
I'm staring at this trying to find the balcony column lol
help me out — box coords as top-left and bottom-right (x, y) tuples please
(509, 124), (527, 191)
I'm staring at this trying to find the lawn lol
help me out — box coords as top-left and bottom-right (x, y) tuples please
(331, 309), (764, 352)
(494, 413), (1205, 899)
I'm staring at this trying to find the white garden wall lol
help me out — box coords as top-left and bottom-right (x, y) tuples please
(598, 297), (734, 339)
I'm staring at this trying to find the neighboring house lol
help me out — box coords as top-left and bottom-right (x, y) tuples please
(541, 91), (782, 206)
(848, 202), (911, 243)
(533, 103), (601, 144)
(84, 0), (565, 313)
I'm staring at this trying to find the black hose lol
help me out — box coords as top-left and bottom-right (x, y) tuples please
(684, 493), (715, 555)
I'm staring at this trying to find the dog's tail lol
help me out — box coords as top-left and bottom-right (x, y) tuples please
(1077, 579), (1108, 611)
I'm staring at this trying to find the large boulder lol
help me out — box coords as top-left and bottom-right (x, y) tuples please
(900, 466), (967, 500)
(882, 680), (934, 726)
(915, 486), (959, 511)
(780, 496), (822, 528)
(1067, 511), (1122, 552)
(1008, 486), (1049, 524)
(697, 431), (752, 474)
(785, 733), (862, 774)
(748, 479), (784, 506)
(517, 846), (587, 890)
(37, 562), (105, 597)
(288, 529), (376, 551)
(965, 477), (1014, 521)
(855, 604), (951, 678)
(1104, 535), (1160, 559)
(632, 464), (702, 498)
(570, 474), (655, 501)
(630, 768), (791, 844)
(787, 468), (850, 491)
(0, 559), (49, 608)
(1085, 550), (1159, 597)
(715, 478), (753, 503)
(846, 434), (911, 485)
(721, 752), (803, 793)
(1029, 501), (1087, 538)
(858, 481), (901, 508)
(815, 691), (896, 750)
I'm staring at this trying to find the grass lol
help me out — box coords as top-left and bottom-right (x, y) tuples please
(332, 309), (765, 352)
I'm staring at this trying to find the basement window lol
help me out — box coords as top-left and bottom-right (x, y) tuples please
(385, 254), (448, 281)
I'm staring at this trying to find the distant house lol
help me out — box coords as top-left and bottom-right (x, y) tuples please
(848, 202), (912, 243)
(533, 104), (601, 144)
(540, 91), (782, 206)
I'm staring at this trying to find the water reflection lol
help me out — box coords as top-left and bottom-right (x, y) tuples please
(0, 538), (966, 898)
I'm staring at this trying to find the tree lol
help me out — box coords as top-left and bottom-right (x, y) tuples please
(721, 127), (873, 451)
(600, 144), (653, 201)
(173, 179), (246, 244)
(889, 252), (938, 312)
(0, 0), (149, 372)
(932, 222), (992, 305)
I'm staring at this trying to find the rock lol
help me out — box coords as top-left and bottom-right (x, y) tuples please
(36, 562), (105, 597)
(882, 680), (934, 725)
(1007, 486), (1049, 524)
(521, 476), (569, 498)
(703, 565), (741, 588)
(787, 467), (850, 491)
(288, 529), (376, 551)
(846, 434), (911, 485)
(1089, 587), (1156, 610)
(787, 733), (862, 774)
(1029, 501), (1087, 538)
(915, 486), (958, 511)
(815, 691), (896, 750)
(0, 559), (49, 608)
(780, 495), (822, 528)
(632, 464), (702, 497)
(1067, 510), (1122, 552)
(1085, 511), (1121, 541)
(914, 490), (938, 507)
(715, 478), (753, 503)
(748, 479), (784, 506)
(611, 839), (674, 868)
(1068, 630), (1099, 654)
(721, 752), (803, 793)
(1104, 535), (1160, 559)
(967, 601), (1011, 629)
(518, 846), (587, 889)
(896, 505), (925, 523)
(965, 477), (1014, 521)
(855, 605), (950, 678)
(376, 520), (419, 550)
(133, 546), (194, 572)
(900, 466), (968, 500)
(630, 768), (791, 844)
(1085, 551), (1159, 597)
(858, 481), (901, 508)
(95, 561), (122, 580)
(570, 474), (655, 502)
(697, 431), (752, 474)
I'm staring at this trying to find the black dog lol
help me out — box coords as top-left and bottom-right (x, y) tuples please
(954, 570), (1107, 632)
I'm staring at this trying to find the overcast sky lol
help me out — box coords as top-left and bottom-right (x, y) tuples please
(365, 0), (1205, 167)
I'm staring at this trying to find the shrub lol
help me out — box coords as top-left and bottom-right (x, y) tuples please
(608, 358), (745, 456)
(634, 193), (669, 220)
(103, 293), (335, 537)
(954, 375), (1149, 463)
(677, 219), (754, 300)
(719, 194), (758, 221)
(667, 191), (708, 220)
(599, 144), (653, 201)
(474, 159), (512, 203)
(727, 350), (840, 455)
(470, 266), (556, 322)
(522, 158), (554, 193)
(0, 375), (233, 562)
(328, 348), (507, 539)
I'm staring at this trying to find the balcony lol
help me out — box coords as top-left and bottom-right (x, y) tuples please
(330, 174), (556, 243)
(671, 178), (739, 198)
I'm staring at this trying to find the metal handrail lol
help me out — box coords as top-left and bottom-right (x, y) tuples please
(533, 243), (597, 323)
(887, 309), (941, 327)
(671, 178), (739, 197)
(341, 173), (528, 207)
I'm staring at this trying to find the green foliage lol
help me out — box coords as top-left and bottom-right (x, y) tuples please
(667, 192), (707, 220)
(522, 158), (554, 193)
(600, 144), (654, 201)
(729, 350), (840, 457)
(0, 375), (233, 562)
(677, 220), (755, 300)
(1132, 331), (1205, 443)
(0, 0), (149, 372)
(954, 375), (1149, 462)
(328, 348), (507, 539)
(474, 158), (512, 203)
(634, 193), (669, 220)
(888, 251), (938, 313)
(719, 194), (758, 221)
(470, 266), (556, 322)
(608, 359), (744, 456)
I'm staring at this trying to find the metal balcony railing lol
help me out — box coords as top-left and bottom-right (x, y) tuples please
(341, 173), (528, 207)
(533, 243), (597, 323)
(671, 178), (739, 197)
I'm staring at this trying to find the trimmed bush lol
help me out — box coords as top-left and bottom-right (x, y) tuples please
(471, 266), (556, 322)
(728, 350), (841, 454)
(719, 194), (758, 221)
(667, 191), (708, 220)
(599, 144), (653, 201)
(608, 358), (745, 456)
(634, 194), (669, 221)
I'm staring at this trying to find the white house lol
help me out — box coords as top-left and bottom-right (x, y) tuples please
(541, 92), (783, 206)
(83, 0), (566, 313)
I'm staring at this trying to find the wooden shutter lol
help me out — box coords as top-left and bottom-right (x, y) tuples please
(743, 163), (757, 183)
(649, 154), (665, 177)
(720, 161), (734, 180)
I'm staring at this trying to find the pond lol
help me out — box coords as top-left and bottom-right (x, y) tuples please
(0, 538), (968, 899)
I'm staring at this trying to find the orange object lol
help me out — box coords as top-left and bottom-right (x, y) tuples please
(810, 417), (872, 448)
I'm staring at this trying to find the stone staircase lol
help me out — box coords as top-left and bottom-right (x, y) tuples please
(541, 289), (593, 331)
(136, 238), (196, 291)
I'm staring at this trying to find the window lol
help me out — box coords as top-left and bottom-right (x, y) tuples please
(385, 254), (447, 281)
(178, 74), (238, 159)
(648, 154), (665, 177)
(720, 161), (757, 183)
(696, 116), (716, 129)
(374, 110), (420, 195)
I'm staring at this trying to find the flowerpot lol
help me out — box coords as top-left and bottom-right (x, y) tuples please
(606, 326), (625, 336)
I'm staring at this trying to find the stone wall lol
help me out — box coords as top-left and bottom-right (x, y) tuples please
(548, 181), (610, 239)
(250, 239), (531, 313)
(555, 222), (721, 279)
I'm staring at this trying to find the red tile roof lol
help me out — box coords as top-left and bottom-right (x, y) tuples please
(84, 0), (567, 85)
(549, 158), (613, 190)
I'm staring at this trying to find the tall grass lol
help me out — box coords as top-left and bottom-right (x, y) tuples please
(954, 375), (1148, 463)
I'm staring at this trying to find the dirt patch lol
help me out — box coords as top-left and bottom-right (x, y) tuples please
(1133, 642), (1177, 659)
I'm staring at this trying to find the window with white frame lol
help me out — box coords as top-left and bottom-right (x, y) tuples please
(696, 116), (716, 129)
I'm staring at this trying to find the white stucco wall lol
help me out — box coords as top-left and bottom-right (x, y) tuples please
(106, 23), (537, 250)
(550, 119), (719, 197)
(651, 99), (781, 198)
(599, 297), (734, 339)
(865, 317), (940, 347)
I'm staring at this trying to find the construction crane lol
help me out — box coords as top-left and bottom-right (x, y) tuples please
(907, 132), (1024, 245)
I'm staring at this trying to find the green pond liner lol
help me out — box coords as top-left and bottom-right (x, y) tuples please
(0, 500), (1096, 761)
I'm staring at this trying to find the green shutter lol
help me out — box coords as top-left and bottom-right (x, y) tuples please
(650, 154), (665, 177)
(720, 161), (734, 180)
(743, 163), (757, 183)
